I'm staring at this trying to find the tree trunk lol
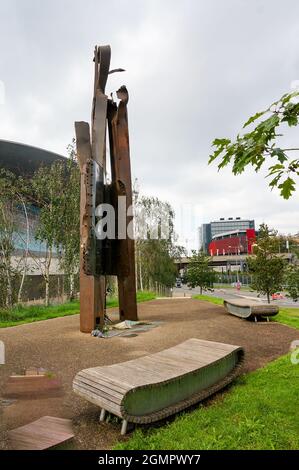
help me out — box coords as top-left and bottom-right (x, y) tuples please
(200, 286), (203, 295)
(57, 276), (61, 300)
(44, 247), (52, 307)
(17, 196), (29, 304)
(267, 292), (270, 304)
(5, 267), (13, 308)
(139, 253), (143, 291)
(17, 274), (25, 304)
(135, 247), (138, 291)
(45, 276), (50, 307)
(69, 273), (75, 301)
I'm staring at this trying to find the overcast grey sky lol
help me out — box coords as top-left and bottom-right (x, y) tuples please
(0, 0), (299, 250)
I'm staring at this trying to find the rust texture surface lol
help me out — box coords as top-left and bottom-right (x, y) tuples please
(75, 45), (137, 332)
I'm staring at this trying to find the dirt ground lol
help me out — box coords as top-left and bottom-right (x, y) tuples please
(0, 298), (298, 450)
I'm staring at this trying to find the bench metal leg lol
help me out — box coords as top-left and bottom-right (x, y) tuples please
(99, 409), (106, 422)
(121, 419), (128, 435)
(254, 316), (257, 322)
(267, 316), (269, 322)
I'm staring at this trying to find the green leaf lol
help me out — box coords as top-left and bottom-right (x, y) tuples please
(212, 138), (231, 147)
(278, 177), (296, 199)
(209, 90), (299, 199)
(281, 114), (298, 126)
(281, 102), (299, 126)
(271, 148), (288, 163)
(243, 111), (266, 128)
(281, 91), (299, 104)
(269, 174), (282, 189)
(267, 164), (285, 175)
(260, 114), (280, 132)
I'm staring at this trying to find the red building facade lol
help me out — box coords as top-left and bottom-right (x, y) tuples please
(208, 229), (256, 256)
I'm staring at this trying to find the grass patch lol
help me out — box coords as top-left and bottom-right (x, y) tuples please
(193, 295), (299, 331)
(0, 301), (80, 328)
(192, 294), (223, 305)
(115, 353), (299, 450)
(274, 307), (299, 330)
(0, 291), (156, 328)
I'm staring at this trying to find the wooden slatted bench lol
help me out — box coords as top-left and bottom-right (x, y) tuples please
(223, 298), (279, 321)
(73, 338), (244, 434)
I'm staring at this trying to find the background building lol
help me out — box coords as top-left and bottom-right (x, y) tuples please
(0, 139), (66, 257)
(199, 223), (212, 254)
(0, 139), (65, 176)
(200, 217), (255, 253)
(0, 139), (67, 301)
(208, 228), (256, 256)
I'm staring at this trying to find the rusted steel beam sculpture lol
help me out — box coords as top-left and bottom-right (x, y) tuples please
(75, 45), (137, 333)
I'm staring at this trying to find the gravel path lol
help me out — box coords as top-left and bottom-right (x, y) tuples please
(0, 298), (298, 449)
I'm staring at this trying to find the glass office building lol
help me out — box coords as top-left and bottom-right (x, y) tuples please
(200, 218), (255, 252)
(0, 139), (66, 256)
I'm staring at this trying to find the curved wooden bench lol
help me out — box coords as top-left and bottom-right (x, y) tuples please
(223, 298), (279, 321)
(73, 338), (244, 434)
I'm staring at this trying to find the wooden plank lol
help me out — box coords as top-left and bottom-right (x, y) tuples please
(158, 352), (233, 371)
(137, 356), (193, 374)
(105, 357), (196, 383)
(98, 367), (157, 386)
(159, 344), (237, 360)
(157, 347), (214, 362)
(130, 354), (203, 374)
(91, 365), (158, 387)
(81, 369), (132, 391)
(161, 346), (231, 362)
(73, 381), (122, 406)
(123, 362), (181, 382)
(141, 354), (206, 374)
(8, 416), (74, 450)
(73, 384), (121, 415)
(181, 338), (240, 352)
(167, 339), (238, 355)
(78, 371), (127, 396)
(73, 377), (123, 403)
(157, 348), (219, 366)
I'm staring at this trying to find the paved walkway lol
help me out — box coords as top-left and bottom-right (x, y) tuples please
(0, 298), (298, 449)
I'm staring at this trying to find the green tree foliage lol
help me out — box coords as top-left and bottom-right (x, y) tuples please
(24, 156), (80, 305)
(284, 264), (299, 302)
(276, 235), (299, 255)
(55, 140), (80, 300)
(28, 162), (66, 305)
(0, 170), (18, 307)
(209, 91), (299, 198)
(247, 224), (285, 303)
(0, 170), (37, 306)
(134, 190), (185, 291)
(138, 239), (178, 289)
(183, 250), (215, 294)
